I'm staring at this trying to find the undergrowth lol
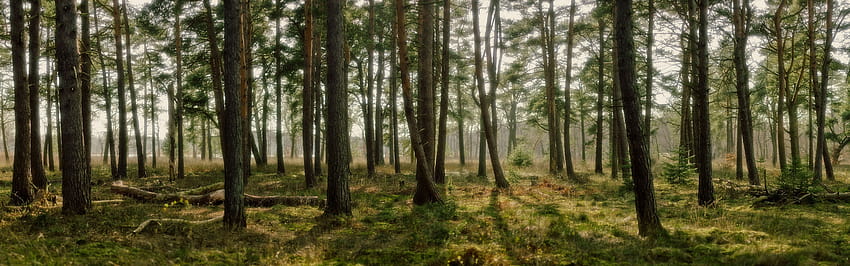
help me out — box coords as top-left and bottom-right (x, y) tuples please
(0, 161), (848, 264)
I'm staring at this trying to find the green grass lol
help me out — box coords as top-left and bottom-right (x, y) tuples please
(1, 160), (849, 265)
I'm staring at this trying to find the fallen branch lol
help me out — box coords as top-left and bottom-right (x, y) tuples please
(133, 216), (223, 234)
(111, 181), (325, 208)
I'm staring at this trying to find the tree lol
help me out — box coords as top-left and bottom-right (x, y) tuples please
(364, 0), (377, 178)
(614, 0), (664, 237)
(693, 0), (714, 206)
(10, 0), (34, 205)
(113, 0), (129, 180)
(540, 0), (563, 174)
(324, 0), (352, 216)
(817, 0), (835, 180)
(80, 0), (93, 183)
(175, 1), (185, 179)
(56, 0), (91, 214)
(593, 0), (605, 175)
(274, 0), (286, 175)
(397, 0), (442, 205)
(303, 0), (316, 188)
(563, 0), (577, 179)
(474, 0), (509, 188)
(416, 0), (437, 192)
(222, 0), (246, 230)
(435, 0), (451, 184)
(124, 0), (147, 178)
(29, 0), (47, 191)
(733, 0), (759, 185)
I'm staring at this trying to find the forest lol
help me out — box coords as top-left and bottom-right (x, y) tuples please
(2, 0), (850, 264)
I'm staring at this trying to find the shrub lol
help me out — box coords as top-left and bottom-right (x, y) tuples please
(661, 148), (696, 185)
(508, 148), (533, 168)
(777, 160), (815, 194)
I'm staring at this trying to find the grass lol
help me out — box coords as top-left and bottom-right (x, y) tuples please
(1, 159), (849, 265)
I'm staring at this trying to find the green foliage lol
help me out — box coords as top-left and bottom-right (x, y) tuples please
(777, 160), (816, 195)
(508, 148), (533, 168)
(661, 148), (696, 185)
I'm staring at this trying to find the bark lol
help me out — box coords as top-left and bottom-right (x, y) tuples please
(614, 0), (664, 237)
(222, 0), (246, 230)
(693, 0), (714, 206)
(29, 0), (47, 190)
(417, 0), (437, 191)
(375, 39), (385, 166)
(203, 0), (224, 141)
(176, 2), (185, 179)
(594, 4), (605, 175)
(563, 0), (577, 179)
(145, 43), (157, 168)
(123, 0), (146, 178)
(644, 0), (654, 151)
(774, 0), (788, 171)
(111, 182), (324, 208)
(57, 0), (91, 214)
(81, 0), (93, 180)
(303, 0), (316, 188)
(390, 9), (401, 173)
(112, 0), (129, 179)
(819, 0), (835, 180)
(733, 0), (759, 185)
(10, 0), (34, 205)
(540, 0), (562, 174)
(275, 0), (286, 174)
(241, 0), (254, 181)
(93, 7), (117, 177)
(475, 0), (509, 188)
(325, 0), (353, 216)
(397, 0), (442, 205)
(364, 0), (377, 178)
(478, 129), (486, 177)
(435, 0), (451, 184)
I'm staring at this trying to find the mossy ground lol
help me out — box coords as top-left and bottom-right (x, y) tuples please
(1, 159), (848, 265)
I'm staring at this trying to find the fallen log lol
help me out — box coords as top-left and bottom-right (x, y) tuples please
(111, 181), (325, 208)
(133, 216), (223, 234)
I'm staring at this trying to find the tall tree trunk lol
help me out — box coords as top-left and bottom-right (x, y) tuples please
(241, 0), (254, 181)
(93, 7), (116, 176)
(819, 0), (835, 181)
(303, 0), (316, 187)
(416, 0), (437, 193)
(475, 0), (509, 188)
(397, 0), (442, 205)
(29, 0), (47, 190)
(594, 3), (605, 175)
(693, 0), (714, 206)
(112, 0), (129, 179)
(10, 0), (34, 205)
(733, 0), (759, 185)
(81, 0), (93, 179)
(774, 0), (788, 171)
(563, 0), (577, 179)
(364, 0), (377, 178)
(478, 129), (486, 177)
(45, 56), (55, 171)
(56, 0), (91, 215)
(175, 2), (186, 179)
(390, 5), (402, 174)
(644, 0), (654, 152)
(222, 0), (246, 230)
(145, 43), (157, 169)
(123, 0), (146, 178)
(275, 0), (286, 174)
(541, 0), (562, 174)
(325, 0), (353, 216)
(375, 39), (386, 166)
(203, 0), (224, 149)
(614, 0), (664, 237)
(435, 0), (451, 184)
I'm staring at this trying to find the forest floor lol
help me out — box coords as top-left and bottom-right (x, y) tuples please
(1, 159), (849, 265)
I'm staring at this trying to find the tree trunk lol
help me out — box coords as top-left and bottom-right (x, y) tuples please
(614, 0), (664, 237)
(176, 2), (186, 179)
(303, 0), (316, 187)
(123, 0), (146, 178)
(397, 0), (442, 205)
(10, 0), (34, 205)
(364, 0), (377, 178)
(774, 0), (788, 171)
(541, 0), (562, 174)
(81, 0), (93, 179)
(325, 0), (353, 216)
(222, 0), (246, 230)
(475, 0), (509, 188)
(594, 3), (605, 175)
(435, 0), (451, 184)
(56, 0), (91, 215)
(644, 0), (654, 154)
(275, 0), (286, 174)
(28, 0), (47, 191)
(733, 0), (759, 185)
(563, 0), (577, 179)
(693, 0), (714, 206)
(416, 0), (437, 193)
(820, 0), (835, 181)
(112, 0), (129, 180)
(93, 7), (117, 177)
(390, 7), (402, 174)
(478, 129), (486, 177)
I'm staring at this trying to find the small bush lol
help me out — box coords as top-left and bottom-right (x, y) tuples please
(508, 148), (533, 168)
(661, 148), (696, 185)
(777, 160), (815, 194)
